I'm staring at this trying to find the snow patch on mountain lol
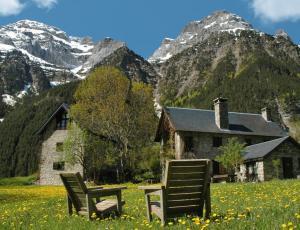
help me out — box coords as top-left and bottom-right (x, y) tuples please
(2, 94), (16, 106)
(0, 43), (15, 52)
(17, 84), (32, 98)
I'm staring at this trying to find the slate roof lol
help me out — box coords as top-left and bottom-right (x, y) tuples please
(161, 107), (286, 137)
(243, 136), (289, 161)
(36, 103), (69, 134)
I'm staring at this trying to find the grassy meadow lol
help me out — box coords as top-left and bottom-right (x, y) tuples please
(0, 179), (299, 230)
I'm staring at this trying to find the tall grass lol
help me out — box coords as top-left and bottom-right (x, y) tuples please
(0, 180), (299, 229)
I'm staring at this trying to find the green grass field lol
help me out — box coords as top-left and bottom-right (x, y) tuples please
(0, 179), (299, 229)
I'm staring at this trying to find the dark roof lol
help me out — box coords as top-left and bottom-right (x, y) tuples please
(243, 136), (289, 161)
(161, 107), (286, 137)
(36, 103), (69, 134)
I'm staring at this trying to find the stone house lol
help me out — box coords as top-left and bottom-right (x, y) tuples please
(155, 98), (287, 175)
(37, 103), (83, 185)
(241, 136), (300, 181)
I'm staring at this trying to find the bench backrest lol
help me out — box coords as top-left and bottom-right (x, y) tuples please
(60, 172), (88, 212)
(164, 159), (211, 216)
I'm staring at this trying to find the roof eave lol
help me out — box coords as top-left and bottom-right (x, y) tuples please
(36, 103), (69, 135)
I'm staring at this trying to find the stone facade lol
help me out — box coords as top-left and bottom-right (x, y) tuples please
(39, 130), (83, 185)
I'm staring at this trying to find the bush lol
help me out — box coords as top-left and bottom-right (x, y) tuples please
(0, 174), (37, 186)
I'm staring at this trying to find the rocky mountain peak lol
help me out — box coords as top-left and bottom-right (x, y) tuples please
(182, 10), (253, 34)
(148, 11), (254, 64)
(76, 38), (126, 75)
(275, 29), (291, 41)
(7, 19), (68, 38)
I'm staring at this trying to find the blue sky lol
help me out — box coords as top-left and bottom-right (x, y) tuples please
(1, 0), (300, 58)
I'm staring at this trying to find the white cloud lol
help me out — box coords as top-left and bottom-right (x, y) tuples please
(0, 0), (24, 16)
(251, 0), (300, 22)
(32, 0), (57, 9)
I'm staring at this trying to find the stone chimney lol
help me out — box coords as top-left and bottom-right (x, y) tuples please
(261, 107), (271, 121)
(214, 97), (229, 129)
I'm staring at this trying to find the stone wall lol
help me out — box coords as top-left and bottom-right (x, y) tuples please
(239, 161), (264, 182)
(175, 131), (271, 160)
(174, 132), (184, 159)
(263, 140), (300, 181)
(240, 140), (300, 181)
(39, 130), (83, 185)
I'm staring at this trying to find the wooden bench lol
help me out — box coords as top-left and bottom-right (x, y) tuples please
(60, 172), (126, 220)
(139, 159), (211, 225)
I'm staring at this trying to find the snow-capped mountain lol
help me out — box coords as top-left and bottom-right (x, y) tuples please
(0, 20), (94, 69)
(148, 11), (254, 63)
(0, 19), (158, 110)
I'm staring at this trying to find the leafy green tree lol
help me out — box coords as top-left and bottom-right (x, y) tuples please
(216, 137), (246, 175)
(63, 122), (87, 177)
(70, 67), (157, 182)
(130, 144), (161, 182)
(84, 133), (119, 183)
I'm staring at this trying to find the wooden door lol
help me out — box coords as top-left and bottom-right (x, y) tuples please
(282, 157), (294, 179)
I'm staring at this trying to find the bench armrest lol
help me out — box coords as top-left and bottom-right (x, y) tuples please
(138, 185), (165, 195)
(88, 186), (127, 198)
(138, 185), (165, 190)
(87, 186), (103, 191)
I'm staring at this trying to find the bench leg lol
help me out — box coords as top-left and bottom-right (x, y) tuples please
(145, 194), (152, 222)
(205, 184), (211, 219)
(67, 195), (73, 215)
(117, 190), (122, 214)
(160, 190), (166, 226)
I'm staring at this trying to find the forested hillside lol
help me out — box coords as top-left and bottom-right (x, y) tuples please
(0, 82), (78, 177)
(156, 30), (300, 138)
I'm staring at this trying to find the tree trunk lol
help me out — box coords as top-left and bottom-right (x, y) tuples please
(116, 167), (120, 183)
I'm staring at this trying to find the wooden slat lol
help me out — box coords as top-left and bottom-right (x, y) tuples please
(62, 175), (78, 181)
(70, 187), (84, 193)
(66, 181), (81, 186)
(167, 185), (203, 194)
(168, 192), (202, 200)
(73, 192), (85, 197)
(169, 172), (205, 180)
(167, 198), (201, 207)
(169, 165), (206, 173)
(167, 205), (201, 214)
(75, 194), (86, 203)
(168, 179), (204, 187)
(169, 161), (208, 167)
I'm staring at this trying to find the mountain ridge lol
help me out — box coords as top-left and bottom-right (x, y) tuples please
(148, 10), (255, 64)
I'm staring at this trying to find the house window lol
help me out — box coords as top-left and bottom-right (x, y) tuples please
(184, 136), (194, 152)
(57, 112), (69, 130)
(245, 138), (252, 146)
(56, 142), (64, 152)
(53, 162), (65, 171)
(213, 137), (222, 147)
